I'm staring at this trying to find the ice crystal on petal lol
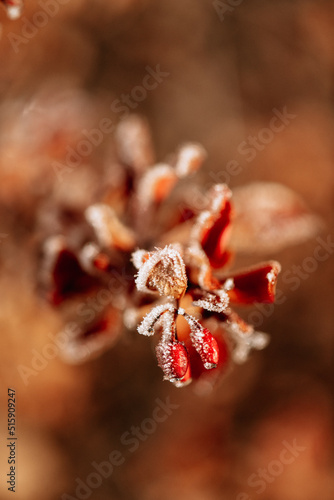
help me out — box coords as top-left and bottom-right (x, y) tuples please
(137, 164), (177, 209)
(185, 243), (220, 291)
(175, 143), (207, 178)
(115, 115), (154, 174)
(79, 243), (110, 274)
(232, 343), (251, 364)
(223, 278), (234, 291)
(250, 331), (270, 350)
(59, 311), (122, 364)
(123, 308), (139, 330)
(209, 184), (232, 214)
(223, 315), (269, 365)
(191, 184), (233, 269)
(192, 289), (230, 313)
(131, 249), (149, 270)
(85, 203), (136, 251)
(179, 310), (219, 369)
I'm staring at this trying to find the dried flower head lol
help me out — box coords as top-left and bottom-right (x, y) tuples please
(35, 109), (319, 388)
(134, 245), (187, 299)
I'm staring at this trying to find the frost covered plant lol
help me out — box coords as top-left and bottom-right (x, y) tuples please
(37, 110), (319, 387)
(131, 184), (282, 387)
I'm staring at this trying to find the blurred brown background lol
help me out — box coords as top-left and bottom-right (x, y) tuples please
(0, 0), (333, 499)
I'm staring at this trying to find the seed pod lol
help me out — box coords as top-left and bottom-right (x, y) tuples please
(135, 245), (187, 299)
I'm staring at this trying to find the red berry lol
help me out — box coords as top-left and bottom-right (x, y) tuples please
(170, 342), (189, 379)
(156, 341), (189, 381)
(197, 328), (219, 369)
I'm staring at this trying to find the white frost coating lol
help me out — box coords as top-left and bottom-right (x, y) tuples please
(78, 242), (99, 273)
(216, 289), (230, 308)
(6, 5), (22, 19)
(193, 289), (229, 313)
(232, 344), (250, 364)
(184, 243), (213, 290)
(41, 235), (66, 283)
(224, 320), (270, 364)
(85, 203), (135, 250)
(175, 143), (207, 178)
(178, 308), (205, 345)
(191, 211), (210, 242)
(178, 308), (203, 336)
(191, 184), (231, 243)
(137, 303), (176, 336)
(173, 377), (193, 388)
(223, 278), (234, 291)
(251, 331), (270, 350)
(137, 163), (177, 209)
(131, 249), (147, 270)
(85, 204), (114, 246)
(135, 245), (187, 298)
(155, 340), (173, 380)
(266, 264), (281, 285)
(161, 308), (175, 342)
(43, 234), (66, 255)
(59, 325), (119, 365)
(115, 115), (154, 173)
(123, 308), (139, 330)
(179, 310), (218, 370)
(208, 184), (232, 213)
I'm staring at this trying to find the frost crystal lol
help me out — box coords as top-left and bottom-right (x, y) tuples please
(192, 289), (230, 313)
(85, 203), (135, 251)
(137, 303), (176, 336)
(224, 319), (270, 364)
(115, 115), (154, 174)
(175, 143), (207, 178)
(131, 249), (148, 270)
(137, 164), (177, 210)
(78, 242), (109, 274)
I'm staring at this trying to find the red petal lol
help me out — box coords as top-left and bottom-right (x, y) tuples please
(195, 185), (233, 269)
(43, 237), (98, 305)
(225, 261), (281, 304)
(59, 308), (123, 364)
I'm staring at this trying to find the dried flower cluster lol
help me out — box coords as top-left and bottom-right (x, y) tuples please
(131, 186), (281, 386)
(36, 110), (319, 388)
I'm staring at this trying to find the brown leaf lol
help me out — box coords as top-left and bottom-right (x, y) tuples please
(230, 182), (321, 254)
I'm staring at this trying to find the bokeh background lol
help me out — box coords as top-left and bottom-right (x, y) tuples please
(0, 0), (333, 499)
